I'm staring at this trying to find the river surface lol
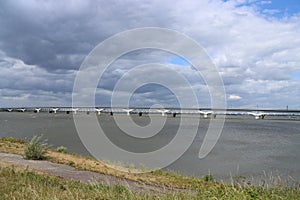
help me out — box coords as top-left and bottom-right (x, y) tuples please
(1, 112), (300, 182)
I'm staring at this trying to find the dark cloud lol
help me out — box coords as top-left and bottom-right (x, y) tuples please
(0, 0), (174, 71)
(0, 0), (300, 108)
(0, 1), (96, 70)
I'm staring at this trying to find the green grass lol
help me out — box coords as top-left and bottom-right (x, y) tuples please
(56, 146), (68, 153)
(1, 137), (300, 199)
(23, 135), (48, 160)
(1, 166), (300, 200)
(0, 165), (189, 200)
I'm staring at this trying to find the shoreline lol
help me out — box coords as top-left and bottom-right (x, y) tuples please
(1, 112), (300, 181)
(0, 137), (300, 199)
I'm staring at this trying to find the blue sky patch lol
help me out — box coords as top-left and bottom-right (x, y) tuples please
(258, 0), (300, 18)
(223, 0), (300, 18)
(290, 71), (300, 79)
(168, 56), (189, 66)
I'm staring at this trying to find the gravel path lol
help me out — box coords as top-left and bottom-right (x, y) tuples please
(0, 153), (183, 195)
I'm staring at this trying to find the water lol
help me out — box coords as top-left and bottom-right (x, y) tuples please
(1, 112), (300, 181)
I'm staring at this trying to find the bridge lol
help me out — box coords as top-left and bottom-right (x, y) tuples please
(1, 106), (300, 120)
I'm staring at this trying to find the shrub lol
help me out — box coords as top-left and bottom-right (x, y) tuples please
(56, 146), (67, 153)
(23, 135), (48, 160)
(203, 173), (214, 182)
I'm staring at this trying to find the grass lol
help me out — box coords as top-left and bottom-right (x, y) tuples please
(56, 146), (68, 153)
(0, 165), (160, 200)
(23, 135), (48, 160)
(0, 165), (299, 200)
(1, 137), (300, 199)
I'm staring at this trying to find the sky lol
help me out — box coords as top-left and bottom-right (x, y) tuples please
(0, 0), (300, 109)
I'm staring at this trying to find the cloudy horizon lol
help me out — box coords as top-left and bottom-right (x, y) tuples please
(0, 0), (300, 109)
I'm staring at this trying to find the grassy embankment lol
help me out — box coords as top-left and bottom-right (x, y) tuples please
(0, 137), (300, 199)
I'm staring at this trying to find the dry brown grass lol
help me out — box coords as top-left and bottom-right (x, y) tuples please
(0, 137), (209, 189)
(1, 137), (300, 200)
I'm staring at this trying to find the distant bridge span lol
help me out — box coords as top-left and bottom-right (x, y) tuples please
(1, 106), (300, 113)
(1, 107), (300, 120)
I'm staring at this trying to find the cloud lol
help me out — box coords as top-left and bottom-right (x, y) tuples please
(0, 0), (299, 108)
(0, 51), (76, 107)
(228, 94), (242, 100)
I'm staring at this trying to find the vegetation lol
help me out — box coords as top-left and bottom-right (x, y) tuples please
(23, 135), (48, 160)
(202, 173), (214, 182)
(0, 165), (300, 200)
(1, 137), (300, 199)
(0, 166), (154, 200)
(56, 145), (68, 153)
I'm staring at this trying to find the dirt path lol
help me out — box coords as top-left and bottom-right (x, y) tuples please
(0, 153), (187, 195)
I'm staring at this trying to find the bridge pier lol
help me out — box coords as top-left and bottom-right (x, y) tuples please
(95, 108), (104, 115)
(123, 109), (133, 116)
(34, 108), (41, 113)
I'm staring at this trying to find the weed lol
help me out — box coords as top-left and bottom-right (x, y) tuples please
(56, 146), (68, 153)
(23, 135), (48, 160)
(203, 173), (214, 182)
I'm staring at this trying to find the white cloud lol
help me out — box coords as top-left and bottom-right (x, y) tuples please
(0, 0), (299, 108)
(259, 1), (272, 5)
(0, 51), (76, 107)
(228, 94), (242, 100)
